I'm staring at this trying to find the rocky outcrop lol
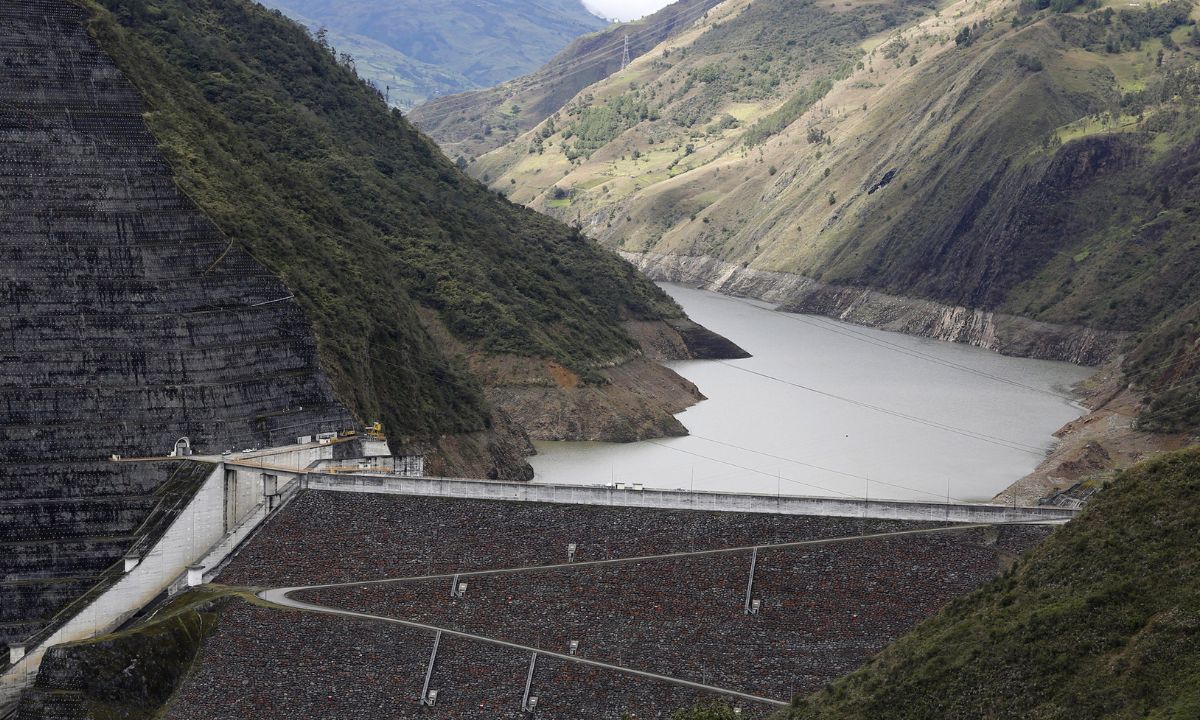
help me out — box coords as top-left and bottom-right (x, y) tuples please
(622, 319), (750, 362)
(623, 252), (1125, 366)
(416, 313), (745, 466)
(483, 357), (704, 444)
(998, 361), (1196, 505)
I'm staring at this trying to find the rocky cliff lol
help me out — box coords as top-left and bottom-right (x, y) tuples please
(0, 0), (355, 654)
(623, 252), (1124, 365)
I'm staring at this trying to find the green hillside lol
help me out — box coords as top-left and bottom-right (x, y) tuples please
(410, 0), (726, 160)
(477, 0), (1200, 431)
(82, 0), (683, 445)
(257, 0), (609, 108)
(787, 447), (1200, 719)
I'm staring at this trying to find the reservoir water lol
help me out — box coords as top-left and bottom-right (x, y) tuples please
(529, 284), (1094, 502)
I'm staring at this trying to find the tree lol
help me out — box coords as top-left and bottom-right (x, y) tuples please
(955, 26), (973, 46)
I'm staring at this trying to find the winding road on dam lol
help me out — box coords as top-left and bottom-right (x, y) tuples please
(257, 520), (1043, 708)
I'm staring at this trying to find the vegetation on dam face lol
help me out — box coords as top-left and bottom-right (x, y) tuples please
(472, 0), (1200, 433)
(16, 588), (239, 720)
(81, 0), (688, 442)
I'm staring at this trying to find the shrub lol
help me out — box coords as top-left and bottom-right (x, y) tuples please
(1015, 53), (1044, 71)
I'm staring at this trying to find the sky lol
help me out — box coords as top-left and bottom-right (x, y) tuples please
(582, 0), (675, 21)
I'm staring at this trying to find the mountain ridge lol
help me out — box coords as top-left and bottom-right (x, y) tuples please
(468, 0), (1200, 439)
(257, 0), (610, 109)
(410, 0), (727, 161)
(75, 0), (744, 474)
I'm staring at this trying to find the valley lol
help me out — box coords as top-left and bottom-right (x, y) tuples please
(3, 0), (1199, 716)
(256, 0), (609, 109)
(448, 0), (1200, 487)
(532, 284), (1092, 503)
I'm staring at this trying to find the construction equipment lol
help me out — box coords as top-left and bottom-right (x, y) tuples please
(365, 421), (385, 441)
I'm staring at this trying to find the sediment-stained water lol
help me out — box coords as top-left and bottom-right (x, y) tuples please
(530, 284), (1093, 502)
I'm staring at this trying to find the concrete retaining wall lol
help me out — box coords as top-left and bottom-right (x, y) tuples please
(0, 460), (295, 714)
(304, 474), (1078, 524)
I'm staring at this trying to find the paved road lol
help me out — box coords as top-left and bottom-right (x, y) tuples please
(260, 586), (789, 707)
(257, 521), (1025, 707)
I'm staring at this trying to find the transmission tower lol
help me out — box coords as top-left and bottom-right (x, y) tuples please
(621, 34), (631, 70)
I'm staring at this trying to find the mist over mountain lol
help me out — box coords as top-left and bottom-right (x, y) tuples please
(584, 0), (676, 21)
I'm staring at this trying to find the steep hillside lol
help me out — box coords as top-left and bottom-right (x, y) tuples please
(479, 0), (1200, 434)
(80, 0), (741, 479)
(786, 447), (1200, 719)
(410, 0), (726, 161)
(257, 0), (608, 109)
(0, 0), (351, 653)
(3, 0), (739, 685)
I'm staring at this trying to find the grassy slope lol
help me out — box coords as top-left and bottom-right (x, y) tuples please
(258, 0), (609, 109)
(480, 0), (1200, 430)
(472, 0), (923, 216)
(18, 589), (246, 720)
(409, 0), (727, 161)
(83, 0), (682, 443)
(786, 447), (1200, 719)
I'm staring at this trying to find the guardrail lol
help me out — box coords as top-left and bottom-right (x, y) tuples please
(304, 474), (1079, 524)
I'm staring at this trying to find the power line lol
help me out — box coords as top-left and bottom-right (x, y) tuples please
(703, 291), (1084, 404)
(686, 434), (972, 503)
(641, 439), (859, 498)
(564, 358), (954, 501)
(714, 361), (1049, 455)
(409, 0), (718, 128)
(706, 292), (1200, 420)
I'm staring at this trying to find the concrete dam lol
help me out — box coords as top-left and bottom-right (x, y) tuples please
(1, 1), (1085, 717)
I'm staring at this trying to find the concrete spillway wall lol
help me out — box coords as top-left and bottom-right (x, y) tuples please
(1, 463), (225, 711)
(305, 474), (1079, 524)
(0, 460), (302, 714)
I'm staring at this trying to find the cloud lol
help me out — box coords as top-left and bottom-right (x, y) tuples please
(582, 0), (675, 21)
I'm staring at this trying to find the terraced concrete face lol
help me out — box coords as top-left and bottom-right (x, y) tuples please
(0, 0), (352, 650)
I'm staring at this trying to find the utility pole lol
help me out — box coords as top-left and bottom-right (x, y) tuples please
(862, 473), (869, 536)
(621, 34), (631, 70)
